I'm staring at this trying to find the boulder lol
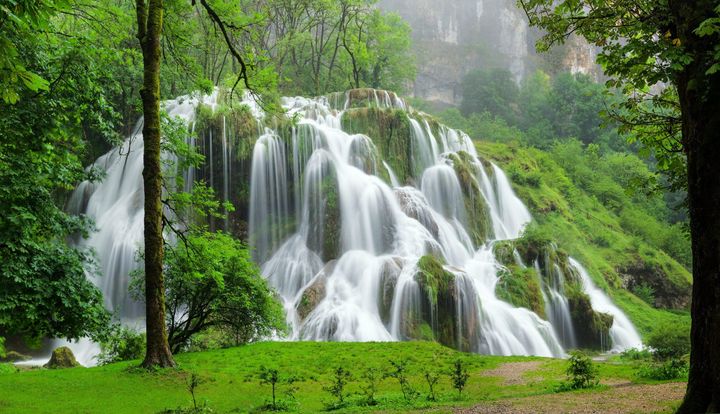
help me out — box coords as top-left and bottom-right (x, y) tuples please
(44, 347), (80, 369)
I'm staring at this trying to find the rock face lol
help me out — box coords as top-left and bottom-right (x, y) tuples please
(376, 0), (603, 105)
(44, 347), (80, 369)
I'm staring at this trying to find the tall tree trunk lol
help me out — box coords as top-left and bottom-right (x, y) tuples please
(673, 1), (720, 411)
(136, 0), (176, 369)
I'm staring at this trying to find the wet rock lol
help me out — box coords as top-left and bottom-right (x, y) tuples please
(296, 261), (336, 320)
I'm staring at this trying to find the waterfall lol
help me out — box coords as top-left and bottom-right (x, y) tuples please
(64, 88), (642, 364)
(570, 258), (643, 351)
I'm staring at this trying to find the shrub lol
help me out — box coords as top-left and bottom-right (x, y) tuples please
(561, 351), (598, 390)
(620, 347), (652, 361)
(632, 283), (656, 306)
(638, 358), (688, 380)
(259, 367), (297, 411)
(647, 322), (690, 361)
(360, 368), (381, 406)
(423, 370), (440, 401)
(97, 325), (145, 365)
(387, 358), (418, 402)
(450, 359), (470, 398)
(132, 231), (286, 354)
(324, 366), (352, 409)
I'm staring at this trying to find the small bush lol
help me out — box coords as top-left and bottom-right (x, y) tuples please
(638, 358), (688, 380)
(647, 322), (690, 361)
(387, 359), (418, 402)
(423, 370), (440, 401)
(323, 366), (352, 409)
(632, 283), (655, 306)
(620, 347), (652, 361)
(360, 367), (381, 406)
(450, 359), (470, 398)
(97, 325), (145, 365)
(258, 367), (297, 412)
(559, 351), (598, 391)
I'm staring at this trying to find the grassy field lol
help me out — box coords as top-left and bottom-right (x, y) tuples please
(0, 341), (685, 413)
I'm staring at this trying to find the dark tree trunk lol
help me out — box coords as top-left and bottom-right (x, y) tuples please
(672, 1), (720, 411)
(136, 0), (176, 369)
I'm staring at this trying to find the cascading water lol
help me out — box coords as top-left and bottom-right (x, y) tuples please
(64, 88), (642, 365)
(570, 258), (643, 351)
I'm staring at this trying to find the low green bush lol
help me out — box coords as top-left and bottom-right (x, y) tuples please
(647, 322), (690, 361)
(638, 358), (688, 380)
(97, 325), (145, 365)
(557, 351), (599, 391)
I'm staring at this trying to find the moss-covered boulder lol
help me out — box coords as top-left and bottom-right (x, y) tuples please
(44, 347), (80, 369)
(566, 288), (614, 350)
(304, 160), (342, 261)
(0, 350), (30, 363)
(296, 261), (337, 321)
(378, 257), (402, 324)
(447, 151), (493, 246)
(414, 255), (461, 348)
(341, 107), (413, 184)
(341, 88), (404, 109)
(495, 265), (546, 319)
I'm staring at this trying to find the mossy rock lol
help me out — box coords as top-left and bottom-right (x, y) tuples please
(447, 151), (494, 246)
(378, 257), (402, 324)
(0, 350), (31, 363)
(344, 88), (403, 109)
(44, 347), (80, 369)
(304, 162), (342, 261)
(296, 261), (337, 321)
(413, 255), (463, 348)
(492, 241), (517, 266)
(566, 288), (614, 350)
(496, 265), (547, 319)
(297, 275), (327, 321)
(341, 107), (413, 184)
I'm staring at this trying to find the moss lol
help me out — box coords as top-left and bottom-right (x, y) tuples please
(341, 107), (413, 184)
(44, 347), (80, 369)
(414, 255), (461, 348)
(447, 151), (494, 246)
(477, 140), (692, 338)
(495, 265), (546, 319)
(297, 275), (327, 321)
(321, 174), (341, 261)
(566, 287), (614, 350)
(343, 88), (403, 109)
(492, 241), (516, 266)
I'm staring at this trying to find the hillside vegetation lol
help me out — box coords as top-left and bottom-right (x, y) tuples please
(475, 140), (691, 337)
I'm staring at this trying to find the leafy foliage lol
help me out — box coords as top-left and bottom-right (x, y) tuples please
(647, 322), (691, 361)
(450, 359), (470, 398)
(323, 366), (352, 409)
(97, 325), (146, 365)
(560, 351), (598, 390)
(132, 231), (285, 353)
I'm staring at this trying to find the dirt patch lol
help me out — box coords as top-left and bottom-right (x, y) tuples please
(458, 382), (685, 414)
(481, 361), (544, 385)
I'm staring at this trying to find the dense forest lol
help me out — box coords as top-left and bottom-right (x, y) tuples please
(1, 0), (719, 413)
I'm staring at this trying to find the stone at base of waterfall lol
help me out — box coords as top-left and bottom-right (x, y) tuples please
(0, 350), (31, 363)
(44, 347), (81, 369)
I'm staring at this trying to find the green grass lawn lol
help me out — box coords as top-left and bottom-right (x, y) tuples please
(0, 341), (682, 413)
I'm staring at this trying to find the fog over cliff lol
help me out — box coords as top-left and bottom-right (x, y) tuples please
(377, 0), (602, 105)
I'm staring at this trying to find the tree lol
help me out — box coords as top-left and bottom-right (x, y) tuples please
(132, 230), (285, 353)
(460, 68), (519, 121)
(0, 3), (114, 346)
(135, 0), (175, 369)
(520, 0), (720, 411)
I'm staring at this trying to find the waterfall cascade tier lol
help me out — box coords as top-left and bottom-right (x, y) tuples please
(68, 88), (642, 363)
